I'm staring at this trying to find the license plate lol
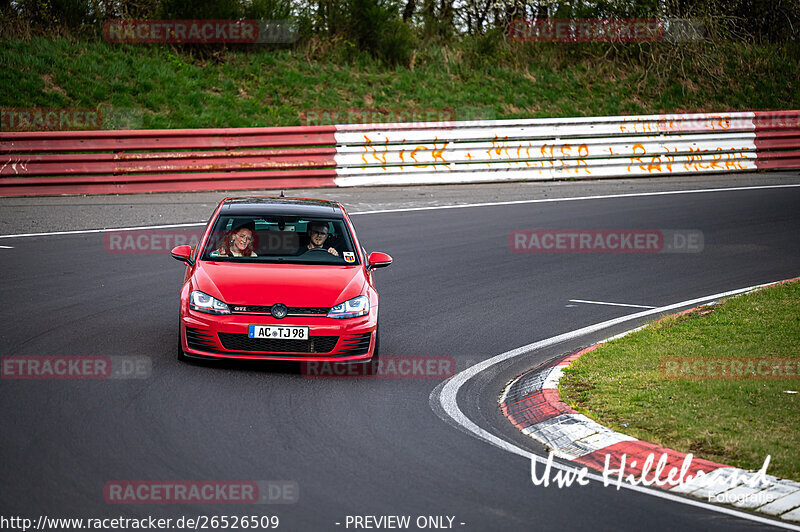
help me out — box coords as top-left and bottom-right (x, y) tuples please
(248, 325), (308, 340)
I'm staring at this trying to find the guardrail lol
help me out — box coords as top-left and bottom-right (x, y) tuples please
(0, 127), (339, 196)
(1, 110), (798, 196)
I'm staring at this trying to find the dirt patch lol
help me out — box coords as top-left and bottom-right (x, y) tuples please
(41, 74), (66, 97)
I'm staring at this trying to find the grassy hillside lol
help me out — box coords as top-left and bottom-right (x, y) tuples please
(1, 36), (798, 129)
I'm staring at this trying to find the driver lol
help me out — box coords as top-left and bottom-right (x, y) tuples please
(306, 222), (339, 256)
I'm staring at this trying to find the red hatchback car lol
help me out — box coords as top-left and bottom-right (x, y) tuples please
(170, 197), (392, 365)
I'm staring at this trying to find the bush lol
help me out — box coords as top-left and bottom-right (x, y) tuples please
(13, 0), (90, 30)
(463, 28), (514, 70)
(374, 18), (415, 66)
(348, 0), (415, 66)
(243, 0), (292, 20)
(158, 0), (242, 20)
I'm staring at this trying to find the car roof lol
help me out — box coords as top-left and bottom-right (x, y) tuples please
(219, 197), (345, 217)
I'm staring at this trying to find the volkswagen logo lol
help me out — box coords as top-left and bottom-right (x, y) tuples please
(271, 303), (288, 319)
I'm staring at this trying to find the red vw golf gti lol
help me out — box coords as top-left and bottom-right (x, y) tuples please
(170, 197), (392, 364)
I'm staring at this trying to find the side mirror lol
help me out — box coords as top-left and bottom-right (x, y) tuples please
(367, 251), (392, 271)
(171, 245), (194, 265)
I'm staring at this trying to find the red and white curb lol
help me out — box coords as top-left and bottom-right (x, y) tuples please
(500, 286), (800, 523)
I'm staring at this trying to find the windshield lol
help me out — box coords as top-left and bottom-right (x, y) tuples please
(201, 215), (360, 265)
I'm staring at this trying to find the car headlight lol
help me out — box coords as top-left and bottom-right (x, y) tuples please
(327, 295), (369, 319)
(190, 290), (231, 315)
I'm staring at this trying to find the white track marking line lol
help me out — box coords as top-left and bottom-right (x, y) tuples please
(349, 183), (800, 216)
(569, 299), (657, 309)
(430, 280), (800, 531)
(0, 183), (799, 240)
(0, 222), (206, 240)
(0, 245), (13, 249)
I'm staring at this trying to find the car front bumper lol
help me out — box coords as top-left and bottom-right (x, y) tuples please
(180, 308), (377, 362)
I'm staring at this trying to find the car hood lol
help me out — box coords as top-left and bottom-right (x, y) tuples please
(191, 262), (366, 307)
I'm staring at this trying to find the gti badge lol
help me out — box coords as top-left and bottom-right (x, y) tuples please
(271, 303), (288, 319)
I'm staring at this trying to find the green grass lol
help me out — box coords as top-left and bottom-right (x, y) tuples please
(1, 36), (798, 129)
(560, 280), (800, 479)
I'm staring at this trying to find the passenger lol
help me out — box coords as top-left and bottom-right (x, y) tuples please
(216, 223), (258, 257)
(305, 222), (339, 256)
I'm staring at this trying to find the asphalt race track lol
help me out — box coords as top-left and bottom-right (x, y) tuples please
(1, 176), (800, 531)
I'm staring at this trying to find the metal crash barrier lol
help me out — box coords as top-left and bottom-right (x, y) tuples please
(1, 110), (798, 196)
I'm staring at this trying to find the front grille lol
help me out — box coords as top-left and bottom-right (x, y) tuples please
(289, 307), (329, 316)
(338, 333), (372, 356)
(185, 326), (219, 353)
(218, 333), (339, 354)
(230, 305), (329, 316)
